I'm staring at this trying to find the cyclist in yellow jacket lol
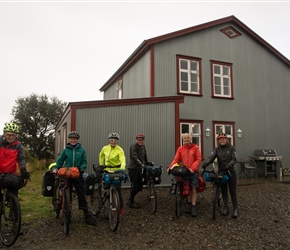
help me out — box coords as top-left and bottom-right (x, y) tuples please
(99, 132), (126, 217)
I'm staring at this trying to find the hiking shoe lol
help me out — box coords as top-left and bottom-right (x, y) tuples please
(232, 209), (238, 219)
(85, 213), (97, 226)
(190, 206), (197, 218)
(222, 206), (230, 216)
(128, 201), (141, 209)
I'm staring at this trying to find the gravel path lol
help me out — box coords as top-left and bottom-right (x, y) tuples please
(7, 177), (290, 250)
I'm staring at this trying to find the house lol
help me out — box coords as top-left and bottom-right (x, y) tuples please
(55, 15), (290, 185)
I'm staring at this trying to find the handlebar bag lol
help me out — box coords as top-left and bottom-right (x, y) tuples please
(103, 173), (126, 186)
(0, 173), (21, 189)
(171, 166), (190, 177)
(145, 165), (162, 177)
(57, 167), (80, 179)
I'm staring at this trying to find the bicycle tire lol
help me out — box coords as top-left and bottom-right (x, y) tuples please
(52, 179), (61, 218)
(88, 182), (102, 216)
(0, 192), (21, 247)
(212, 184), (219, 220)
(147, 179), (157, 215)
(63, 187), (71, 235)
(108, 187), (120, 232)
(175, 181), (182, 218)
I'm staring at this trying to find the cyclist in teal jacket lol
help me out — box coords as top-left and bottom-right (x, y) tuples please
(53, 131), (97, 226)
(99, 132), (126, 217)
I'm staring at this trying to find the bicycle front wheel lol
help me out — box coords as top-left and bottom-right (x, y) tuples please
(212, 184), (219, 220)
(0, 193), (21, 247)
(108, 187), (120, 232)
(63, 188), (71, 235)
(147, 179), (157, 215)
(175, 182), (182, 218)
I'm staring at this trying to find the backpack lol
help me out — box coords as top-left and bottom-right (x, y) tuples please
(197, 174), (205, 193)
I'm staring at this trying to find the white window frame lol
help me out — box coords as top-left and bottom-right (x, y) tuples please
(214, 123), (234, 147)
(116, 78), (123, 99)
(211, 61), (233, 98)
(178, 56), (201, 95)
(63, 125), (67, 149)
(180, 122), (202, 154)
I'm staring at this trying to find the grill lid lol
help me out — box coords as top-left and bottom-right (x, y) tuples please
(255, 149), (277, 156)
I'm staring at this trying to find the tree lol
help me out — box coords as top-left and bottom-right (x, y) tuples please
(12, 94), (67, 160)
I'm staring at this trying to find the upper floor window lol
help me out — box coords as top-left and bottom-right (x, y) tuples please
(180, 122), (202, 154)
(213, 122), (235, 147)
(116, 78), (123, 99)
(177, 56), (201, 95)
(57, 130), (61, 155)
(210, 60), (233, 98)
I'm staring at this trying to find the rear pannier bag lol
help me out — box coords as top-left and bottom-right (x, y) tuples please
(85, 174), (97, 195)
(41, 171), (55, 197)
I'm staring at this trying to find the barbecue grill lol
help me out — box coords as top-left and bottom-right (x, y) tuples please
(250, 149), (283, 177)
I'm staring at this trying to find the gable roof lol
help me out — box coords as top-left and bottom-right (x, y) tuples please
(99, 15), (290, 92)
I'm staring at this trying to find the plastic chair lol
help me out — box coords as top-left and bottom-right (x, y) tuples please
(242, 157), (258, 178)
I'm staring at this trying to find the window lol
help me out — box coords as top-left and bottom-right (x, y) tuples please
(180, 122), (202, 153)
(57, 130), (61, 155)
(211, 61), (233, 98)
(116, 78), (123, 99)
(63, 124), (67, 149)
(213, 122), (235, 146)
(177, 56), (201, 95)
(220, 26), (241, 39)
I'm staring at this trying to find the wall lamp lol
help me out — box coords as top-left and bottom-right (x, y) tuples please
(237, 128), (242, 139)
(205, 127), (211, 138)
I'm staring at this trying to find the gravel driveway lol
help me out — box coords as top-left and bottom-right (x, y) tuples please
(7, 177), (290, 250)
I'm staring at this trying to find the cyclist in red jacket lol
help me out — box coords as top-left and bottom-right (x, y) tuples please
(168, 133), (202, 217)
(0, 122), (30, 194)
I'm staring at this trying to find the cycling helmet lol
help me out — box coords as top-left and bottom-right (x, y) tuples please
(68, 131), (80, 139)
(136, 133), (145, 139)
(3, 122), (19, 133)
(108, 132), (119, 140)
(217, 133), (227, 139)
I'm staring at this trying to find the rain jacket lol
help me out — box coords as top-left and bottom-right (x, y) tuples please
(0, 136), (26, 174)
(54, 143), (87, 172)
(99, 144), (126, 172)
(203, 143), (237, 172)
(169, 143), (202, 173)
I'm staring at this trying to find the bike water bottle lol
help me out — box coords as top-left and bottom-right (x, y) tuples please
(169, 178), (177, 195)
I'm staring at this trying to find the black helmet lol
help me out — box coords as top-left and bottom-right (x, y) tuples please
(68, 131), (80, 139)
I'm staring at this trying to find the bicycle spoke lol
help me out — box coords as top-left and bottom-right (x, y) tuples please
(148, 180), (157, 214)
(108, 187), (120, 232)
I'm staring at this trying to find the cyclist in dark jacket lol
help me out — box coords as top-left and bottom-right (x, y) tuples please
(127, 133), (148, 209)
(52, 131), (97, 226)
(202, 133), (238, 218)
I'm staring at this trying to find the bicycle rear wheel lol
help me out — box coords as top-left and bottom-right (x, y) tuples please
(88, 182), (102, 216)
(108, 187), (120, 232)
(212, 184), (219, 220)
(63, 187), (71, 235)
(147, 179), (157, 214)
(175, 181), (182, 218)
(0, 193), (21, 247)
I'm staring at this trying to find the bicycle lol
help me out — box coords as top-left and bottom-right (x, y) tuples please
(201, 167), (229, 220)
(52, 174), (72, 235)
(0, 174), (29, 246)
(143, 163), (162, 215)
(89, 165), (127, 232)
(169, 165), (193, 218)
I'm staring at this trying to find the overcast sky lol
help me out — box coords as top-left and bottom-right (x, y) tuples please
(0, 1), (289, 132)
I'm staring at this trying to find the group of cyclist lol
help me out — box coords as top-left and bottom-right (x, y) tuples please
(0, 121), (238, 233)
